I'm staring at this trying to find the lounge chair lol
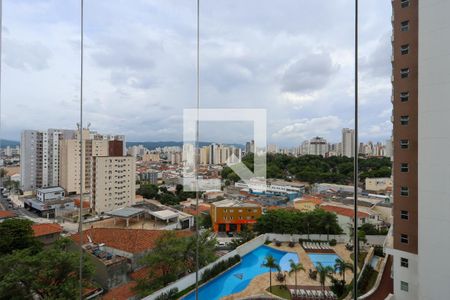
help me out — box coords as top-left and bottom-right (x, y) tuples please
(306, 289), (313, 298)
(317, 290), (324, 299)
(329, 291), (337, 299)
(299, 289), (306, 297)
(290, 289), (296, 296)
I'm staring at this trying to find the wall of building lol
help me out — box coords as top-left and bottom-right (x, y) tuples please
(93, 156), (136, 214)
(418, 0), (450, 299)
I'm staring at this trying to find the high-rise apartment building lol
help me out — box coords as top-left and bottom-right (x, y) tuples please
(309, 136), (328, 156)
(59, 129), (124, 194)
(198, 144), (241, 165)
(92, 156), (136, 214)
(342, 128), (355, 158)
(386, 1), (450, 299)
(21, 128), (125, 195)
(21, 129), (77, 191)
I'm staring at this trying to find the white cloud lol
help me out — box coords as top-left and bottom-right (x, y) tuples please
(272, 116), (342, 141)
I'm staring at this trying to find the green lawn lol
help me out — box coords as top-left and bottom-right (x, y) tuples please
(350, 251), (368, 269)
(267, 285), (292, 299)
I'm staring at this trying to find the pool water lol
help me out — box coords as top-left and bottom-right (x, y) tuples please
(183, 245), (299, 300)
(307, 253), (341, 269)
(370, 256), (380, 268)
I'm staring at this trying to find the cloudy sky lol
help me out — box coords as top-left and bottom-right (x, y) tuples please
(1, 0), (392, 146)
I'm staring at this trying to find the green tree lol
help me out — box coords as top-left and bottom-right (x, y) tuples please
(261, 255), (280, 292)
(183, 230), (217, 272)
(334, 258), (353, 282)
(139, 232), (186, 288)
(0, 238), (94, 300)
(358, 230), (367, 250)
(136, 231), (217, 296)
(315, 262), (334, 291)
(288, 259), (305, 295)
(199, 213), (212, 229)
(254, 209), (342, 236)
(0, 219), (41, 255)
(0, 168), (7, 179)
(137, 184), (159, 199)
(159, 193), (179, 205)
(230, 228), (256, 248)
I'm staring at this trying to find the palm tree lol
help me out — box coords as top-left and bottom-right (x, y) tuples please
(288, 259), (305, 296)
(334, 258), (353, 282)
(262, 254), (280, 292)
(316, 262), (334, 291)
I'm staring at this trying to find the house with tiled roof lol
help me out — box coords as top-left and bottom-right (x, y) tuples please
(70, 228), (191, 292)
(294, 196), (324, 212)
(320, 204), (382, 235)
(32, 223), (63, 245)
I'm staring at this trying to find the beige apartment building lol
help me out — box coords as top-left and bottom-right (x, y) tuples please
(92, 156), (136, 214)
(59, 134), (110, 194)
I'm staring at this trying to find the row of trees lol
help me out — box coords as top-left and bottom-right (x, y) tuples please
(221, 153), (391, 184)
(254, 209), (343, 238)
(137, 184), (197, 206)
(0, 219), (94, 299)
(134, 230), (217, 297)
(263, 254), (353, 297)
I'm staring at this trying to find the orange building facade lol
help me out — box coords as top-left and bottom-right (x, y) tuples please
(210, 199), (262, 233)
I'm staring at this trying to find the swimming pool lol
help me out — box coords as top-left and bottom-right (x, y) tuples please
(183, 245), (299, 300)
(307, 253), (341, 269)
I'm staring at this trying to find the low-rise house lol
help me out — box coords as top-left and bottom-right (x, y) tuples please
(365, 177), (393, 193)
(320, 204), (383, 235)
(294, 196), (324, 212)
(32, 223), (63, 245)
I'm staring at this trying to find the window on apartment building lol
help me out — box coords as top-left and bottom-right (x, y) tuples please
(400, 44), (409, 55)
(400, 115), (409, 125)
(401, 281), (409, 292)
(400, 186), (409, 196)
(400, 234), (409, 244)
(400, 163), (409, 172)
(400, 92), (409, 102)
(401, 257), (409, 268)
(401, 0), (410, 8)
(400, 68), (410, 78)
(400, 139), (409, 149)
(401, 210), (409, 220)
(401, 20), (409, 31)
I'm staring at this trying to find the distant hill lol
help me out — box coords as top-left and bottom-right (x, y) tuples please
(126, 141), (244, 150)
(0, 139), (20, 148)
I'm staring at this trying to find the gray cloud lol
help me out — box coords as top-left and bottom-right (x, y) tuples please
(361, 32), (391, 78)
(90, 36), (160, 89)
(1, 0), (392, 146)
(280, 52), (339, 94)
(3, 38), (52, 71)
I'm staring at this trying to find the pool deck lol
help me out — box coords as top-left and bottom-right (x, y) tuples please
(221, 242), (356, 300)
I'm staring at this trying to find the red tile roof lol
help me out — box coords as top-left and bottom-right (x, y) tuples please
(102, 281), (136, 300)
(297, 197), (323, 205)
(70, 228), (192, 254)
(74, 199), (90, 208)
(183, 205), (210, 216)
(321, 205), (369, 218)
(0, 210), (16, 219)
(32, 223), (63, 237)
